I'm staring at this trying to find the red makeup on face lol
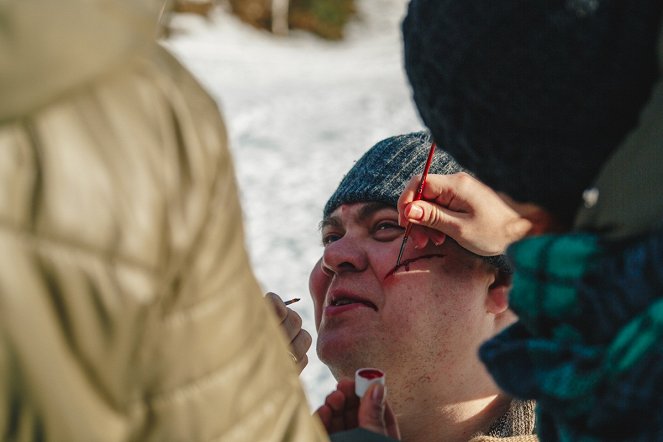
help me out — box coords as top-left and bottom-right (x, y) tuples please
(312, 204), (452, 326)
(384, 253), (447, 279)
(310, 202), (500, 385)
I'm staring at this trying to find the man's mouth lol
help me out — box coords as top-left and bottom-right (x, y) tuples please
(330, 297), (377, 310)
(325, 293), (378, 317)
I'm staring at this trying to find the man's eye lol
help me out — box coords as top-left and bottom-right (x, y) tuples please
(321, 232), (342, 246)
(373, 221), (403, 240)
(375, 221), (401, 231)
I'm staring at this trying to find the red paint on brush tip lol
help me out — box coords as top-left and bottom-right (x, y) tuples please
(357, 369), (384, 380)
(384, 253), (447, 279)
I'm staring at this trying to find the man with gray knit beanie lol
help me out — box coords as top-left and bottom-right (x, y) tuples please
(400, 1), (663, 441)
(312, 132), (537, 442)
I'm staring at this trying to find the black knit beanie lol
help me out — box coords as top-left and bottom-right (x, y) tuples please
(403, 0), (663, 226)
(324, 131), (512, 274)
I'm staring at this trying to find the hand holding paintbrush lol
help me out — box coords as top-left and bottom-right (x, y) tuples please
(395, 142), (437, 266)
(397, 165), (530, 257)
(264, 292), (311, 373)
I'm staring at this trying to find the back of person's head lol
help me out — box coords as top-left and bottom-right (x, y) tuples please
(324, 131), (512, 273)
(403, 0), (663, 226)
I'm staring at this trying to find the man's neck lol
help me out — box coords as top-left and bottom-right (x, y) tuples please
(393, 394), (511, 442)
(386, 367), (511, 442)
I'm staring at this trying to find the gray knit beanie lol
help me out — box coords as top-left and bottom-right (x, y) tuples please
(324, 132), (459, 217)
(403, 0), (663, 226)
(324, 131), (512, 274)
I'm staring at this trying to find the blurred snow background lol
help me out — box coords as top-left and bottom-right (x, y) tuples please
(164, 0), (422, 409)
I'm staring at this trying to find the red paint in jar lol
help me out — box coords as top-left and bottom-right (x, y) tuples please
(355, 367), (386, 397)
(357, 368), (384, 380)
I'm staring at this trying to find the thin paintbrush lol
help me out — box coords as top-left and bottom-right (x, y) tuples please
(395, 141), (437, 267)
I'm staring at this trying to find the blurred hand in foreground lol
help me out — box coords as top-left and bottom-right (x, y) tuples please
(315, 379), (400, 440)
(265, 292), (312, 373)
(397, 172), (532, 256)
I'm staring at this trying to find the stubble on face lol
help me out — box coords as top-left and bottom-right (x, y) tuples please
(311, 203), (497, 386)
(315, 295), (391, 380)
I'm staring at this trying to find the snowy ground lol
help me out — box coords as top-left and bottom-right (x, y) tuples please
(165, 0), (423, 409)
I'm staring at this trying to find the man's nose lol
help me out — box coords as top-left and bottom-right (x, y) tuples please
(321, 236), (368, 276)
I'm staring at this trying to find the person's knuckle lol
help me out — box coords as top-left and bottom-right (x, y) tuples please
(456, 171), (472, 181)
(291, 310), (302, 329)
(302, 330), (313, 349)
(454, 172), (473, 191)
(425, 205), (444, 228)
(266, 292), (287, 317)
(452, 219), (467, 238)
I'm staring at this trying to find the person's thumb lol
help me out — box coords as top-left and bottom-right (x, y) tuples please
(405, 201), (462, 238)
(358, 383), (388, 435)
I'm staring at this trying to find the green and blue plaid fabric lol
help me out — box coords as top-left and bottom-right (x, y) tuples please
(480, 229), (663, 441)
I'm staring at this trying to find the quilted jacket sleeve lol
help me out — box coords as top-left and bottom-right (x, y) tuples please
(0, 1), (327, 441)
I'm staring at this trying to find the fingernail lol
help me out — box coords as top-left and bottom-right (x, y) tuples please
(407, 204), (423, 220)
(412, 235), (427, 249)
(372, 384), (385, 404)
(432, 232), (446, 246)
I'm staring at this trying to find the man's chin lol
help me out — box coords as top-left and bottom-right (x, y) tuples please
(317, 336), (378, 379)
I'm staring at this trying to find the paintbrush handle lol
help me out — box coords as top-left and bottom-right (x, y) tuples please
(415, 142), (436, 200)
(396, 224), (413, 265)
(395, 142), (437, 267)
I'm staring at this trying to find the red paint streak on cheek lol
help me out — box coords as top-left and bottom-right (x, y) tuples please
(383, 253), (447, 280)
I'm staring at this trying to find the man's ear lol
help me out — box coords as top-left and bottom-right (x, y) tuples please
(486, 270), (512, 315)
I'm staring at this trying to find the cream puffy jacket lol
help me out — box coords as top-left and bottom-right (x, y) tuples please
(0, 1), (326, 441)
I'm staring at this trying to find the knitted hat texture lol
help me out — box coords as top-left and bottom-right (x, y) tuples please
(324, 132), (460, 217)
(324, 131), (512, 273)
(403, 0), (663, 225)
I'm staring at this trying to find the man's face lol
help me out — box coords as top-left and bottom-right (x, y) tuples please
(309, 202), (506, 381)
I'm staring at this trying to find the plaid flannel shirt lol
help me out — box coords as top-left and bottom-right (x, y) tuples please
(480, 229), (663, 441)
